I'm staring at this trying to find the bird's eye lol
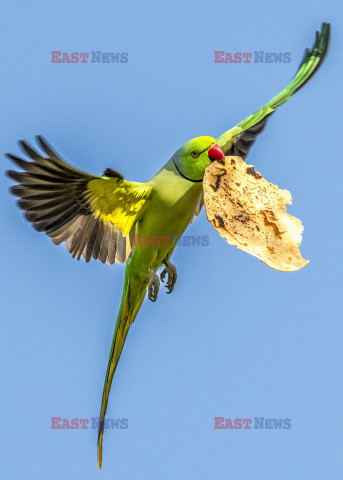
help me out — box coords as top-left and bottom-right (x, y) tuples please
(191, 151), (200, 158)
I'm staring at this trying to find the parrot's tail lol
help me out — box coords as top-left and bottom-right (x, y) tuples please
(97, 267), (147, 470)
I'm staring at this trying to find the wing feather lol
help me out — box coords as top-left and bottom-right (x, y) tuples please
(217, 23), (330, 157)
(6, 137), (153, 265)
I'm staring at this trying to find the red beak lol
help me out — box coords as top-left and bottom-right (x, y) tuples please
(208, 144), (225, 161)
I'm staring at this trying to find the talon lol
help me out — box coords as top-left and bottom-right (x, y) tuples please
(160, 268), (167, 283)
(160, 260), (177, 294)
(148, 269), (160, 302)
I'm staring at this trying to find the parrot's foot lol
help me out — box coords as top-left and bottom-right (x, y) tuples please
(160, 260), (177, 294)
(148, 269), (160, 302)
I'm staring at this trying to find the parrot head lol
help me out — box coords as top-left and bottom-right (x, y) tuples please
(172, 136), (225, 182)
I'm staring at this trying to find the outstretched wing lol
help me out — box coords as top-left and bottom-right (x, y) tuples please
(224, 115), (272, 159)
(6, 136), (153, 265)
(217, 22), (330, 157)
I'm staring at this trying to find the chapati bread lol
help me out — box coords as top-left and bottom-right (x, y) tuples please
(203, 156), (308, 272)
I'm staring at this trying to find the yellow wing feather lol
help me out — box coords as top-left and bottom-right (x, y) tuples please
(6, 136), (153, 264)
(87, 177), (153, 236)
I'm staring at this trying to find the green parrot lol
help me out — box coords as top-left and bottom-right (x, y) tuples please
(6, 23), (330, 469)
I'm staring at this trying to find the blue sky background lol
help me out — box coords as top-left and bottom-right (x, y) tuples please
(1, 1), (342, 479)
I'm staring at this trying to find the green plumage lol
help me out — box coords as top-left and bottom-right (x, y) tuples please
(217, 23), (330, 154)
(5, 23), (330, 470)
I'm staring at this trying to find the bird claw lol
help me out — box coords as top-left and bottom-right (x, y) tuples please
(148, 269), (160, 302)
(160, 260), (177, 294)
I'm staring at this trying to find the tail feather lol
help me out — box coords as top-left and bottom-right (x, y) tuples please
(97, 271), (147, 470)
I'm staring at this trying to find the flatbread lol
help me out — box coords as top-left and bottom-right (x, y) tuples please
(203, 156), (308, 272)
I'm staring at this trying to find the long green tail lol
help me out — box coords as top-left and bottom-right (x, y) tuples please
(217, 22), (330, 152)
(97, 268), (147, 470)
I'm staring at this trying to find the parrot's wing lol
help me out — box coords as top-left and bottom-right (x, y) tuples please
(217, 22), (330, 157)
(6, 136), (153, 265)
(223, 116), (272, 159)
(190, 191), (204, 224)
